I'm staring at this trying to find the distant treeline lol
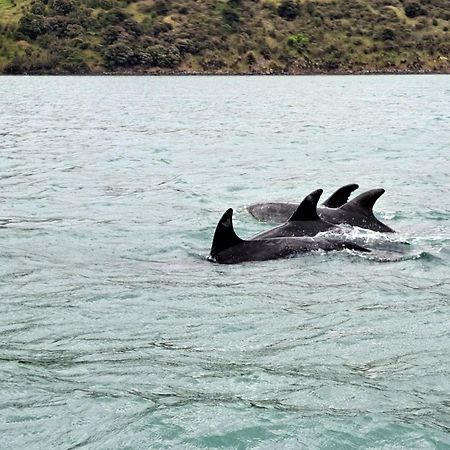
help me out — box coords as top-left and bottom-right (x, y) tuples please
(1, 0), (449, 74)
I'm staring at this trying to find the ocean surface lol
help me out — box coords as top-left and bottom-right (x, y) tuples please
(0, 75), (449, 449)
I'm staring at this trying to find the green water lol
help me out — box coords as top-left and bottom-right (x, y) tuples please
(0, 75), (449, 449)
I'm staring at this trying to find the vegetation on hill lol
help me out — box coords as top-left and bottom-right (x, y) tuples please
(1, 0), (449, 74)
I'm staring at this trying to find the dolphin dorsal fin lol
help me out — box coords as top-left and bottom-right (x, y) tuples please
(322, 183), (359, 208)
(288, 189), (323, 222)
(341, 188), (385, 217)
(210, 208), (243, 257)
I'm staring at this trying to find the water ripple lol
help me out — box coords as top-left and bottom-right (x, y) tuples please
(0, 75), (449, 449)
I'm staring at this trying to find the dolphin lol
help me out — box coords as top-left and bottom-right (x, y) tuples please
(320, 189), (394, 232)
(247, 184), (359, 223)
(250, 188), (337, 239)
(208, 208), (370, 264)
(247, 185), (394, 233)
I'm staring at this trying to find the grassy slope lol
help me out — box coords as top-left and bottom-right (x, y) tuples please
(0, 0), (449, 74)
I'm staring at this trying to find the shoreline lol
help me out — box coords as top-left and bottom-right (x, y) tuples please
(2, 68), (450, 76)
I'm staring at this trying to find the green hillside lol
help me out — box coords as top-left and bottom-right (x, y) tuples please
(1, 0), (449, 74)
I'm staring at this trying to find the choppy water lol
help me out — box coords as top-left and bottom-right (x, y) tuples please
(0, 75), (449, 449)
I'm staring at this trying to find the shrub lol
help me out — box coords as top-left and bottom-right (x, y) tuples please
(278, 0), (300, 20)
(45, 16), (78, 37)
(30, 2), (46, 15)
(152, 21), (172, 36)
(381, 28), (396, 40)
(323, 59), (339, 70)
(104, 42), (136, 67)
(222, 7), (239, 26)
(199, 55), (225, 70)
(287, 33), (309, 50)
(305, 2), (315, 15)
(404, 3), (426, 18)
(50, 0), (75, 15)
(100, 9), (131, 26)
(246, 51), (256, 65)
(102, 25), (125, 44)
(154, 0), (170, 16)
(123, 18), (141, 37)
(175, 39), (198, 55)
(18, 13), (46, 39)
(260, 45), (271, 60)
(138, 45), (181, 68)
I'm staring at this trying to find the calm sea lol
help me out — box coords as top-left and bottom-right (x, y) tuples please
(0, 75), (449, 449)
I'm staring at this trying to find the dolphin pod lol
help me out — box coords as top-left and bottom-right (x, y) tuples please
(207, 208), (370, 264)
(208, 184), (395, 264)
(247, 184), (394, 233)
(247, 183), (360, 223)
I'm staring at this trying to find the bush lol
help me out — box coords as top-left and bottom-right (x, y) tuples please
(18, 13), (46, 39)
(137, 45), (181, 68)
(260, 45), (271, 60)
(404, 3), (426, 18)
(45, 16), (66, 36)
(278, 0), (300, 20)
(287, 33), (309, 50)
(30, 1), (46, 15)
(102, 25), (125, 44)
(50, 0), (75, 15)
(246, 51), (256, 65)
(199, 55), (225, 70)
(323, 59), (339, 70)
(154, 0), (170, 16)
(222, 7), (239, 26)
(175, 39), (198, 55)
(104, 42), (136, 67)
(381, 28), (396, 40)
(152, 21), (172, 36)
(100, 9), (131, 26)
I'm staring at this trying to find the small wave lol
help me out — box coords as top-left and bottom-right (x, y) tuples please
(380, 211), (408, 220)
(321, 227), (411, 250)
(410, 210), (450, 221)
(365, 250), (444, 263)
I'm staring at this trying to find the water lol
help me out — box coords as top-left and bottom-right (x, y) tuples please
(0, 75), (449, 449)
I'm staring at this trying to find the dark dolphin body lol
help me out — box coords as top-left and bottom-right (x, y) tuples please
(250, 188), (337, 239)
(247, 184), (359, 223)
(319, 189), (394, 232)
(247, 185), (394, 233)
(208, 208), (369, 264)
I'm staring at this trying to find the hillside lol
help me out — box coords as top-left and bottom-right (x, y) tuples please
(1, 0), (449, 74)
